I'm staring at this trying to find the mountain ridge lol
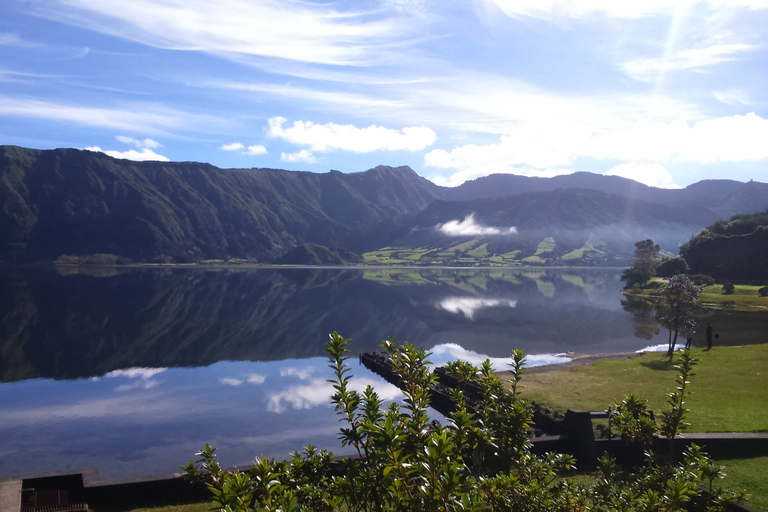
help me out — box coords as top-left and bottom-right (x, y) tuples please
(2, 145), (767, 265)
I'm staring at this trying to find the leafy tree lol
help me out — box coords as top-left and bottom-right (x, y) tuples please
(722, 282), (735, 295)
(622, 239), (661, 288)
(656, 257), (689, 278)
(184, 334), (743, 512)
(759, 286), (768, 297)
(655, 275), (702, 358)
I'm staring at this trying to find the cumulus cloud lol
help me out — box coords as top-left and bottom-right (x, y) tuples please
(268, 117), (436, 154)
(220, 142), (267, 156)
(85, 146), (170, 161)
(245, 144), (267, 156)
(437, 214), (518, 236)
(606, 162), (681, 188)
(220, 377), (244, 386)
(115, 135), (162, 148)
(437, 297), (517, 320)
(622, 44), (756, 82)
(281, 149), (317, 164)
(220, 142), (245, 151)
(426, 113), (768, 186)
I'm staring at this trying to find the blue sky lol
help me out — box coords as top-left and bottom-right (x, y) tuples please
(1, 0), (767, 188)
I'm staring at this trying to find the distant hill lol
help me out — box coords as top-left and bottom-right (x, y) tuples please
(0, 146), (441, 262)
(382, 189), (710, 266)
(447, 172), (768, 220)
(1, 145), (767, 265)
(680, 209), (768, 281)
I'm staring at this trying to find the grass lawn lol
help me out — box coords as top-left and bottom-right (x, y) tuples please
(628, 281), (768, 312)
(699, 284), (768, 310)
(714, 455), (768, 512)
(514, 344), (768, 432)
(509, 344), (768, 510)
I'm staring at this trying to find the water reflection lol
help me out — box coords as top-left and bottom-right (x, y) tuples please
(0, 266), (647, 382)
(436, 297), (518, 319)
(1, 266), (765, 482)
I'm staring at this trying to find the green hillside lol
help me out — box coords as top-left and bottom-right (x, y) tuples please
(0, 146), (441, 263)
(680, 209), (768, 281)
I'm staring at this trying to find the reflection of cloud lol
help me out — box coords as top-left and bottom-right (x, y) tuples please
(437, 297), (517, 319)
(280, 366), (316, 380)
(430, 343), (571, 371)
(103, 367), (167, 392)
(104, 367), (167, 379)
(247, 373), (266, 384)
(115, 379), (160, 392)
(636, 344), (667, 353)
(267, 376), (401, 414)
(0, 395), (187, 428)
(221, 373), (267, 386)
(267, 378), (331, 413)
(437, 214), (517, 236)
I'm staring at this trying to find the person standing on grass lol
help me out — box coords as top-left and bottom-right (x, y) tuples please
(706, 322), (713, 350)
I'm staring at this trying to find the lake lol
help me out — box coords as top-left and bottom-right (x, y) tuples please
(0, 266), (765, 483)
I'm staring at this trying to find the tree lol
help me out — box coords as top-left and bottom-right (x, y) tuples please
(655, 274), (702, 358)
(622, 239), (661, 288)
(656, 256), (689, 278)
(184, 334), (744, 512)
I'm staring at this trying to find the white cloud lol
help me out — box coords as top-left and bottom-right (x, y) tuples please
(487, 0), (768, 20)
(622, 44), (756, 82)
(437, 297), (517, 320)
(268, 117), (436, 154)
(0, 95), (218, 134)
(245, 144), (267, 156)
(116, 135), (162, 148)
(220, 377), (243, 386)
(85, 146), (170, 161)
(220, 142), (267, 156)
(426, 113), (768, 186)
(437, 214), (517, 236)
(281, 150), (317, 164)
(714, 89), (751, 106)
(220, 142), (245, 151)
(33, 0), (417, 67)
(606, 162), (680, 188)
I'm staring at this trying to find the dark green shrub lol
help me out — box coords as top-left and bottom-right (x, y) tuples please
(759, 286), (768, 297)
(722, 282), (735, 294)
(656, 257), (689, 277)
(689, 274), (715, 286)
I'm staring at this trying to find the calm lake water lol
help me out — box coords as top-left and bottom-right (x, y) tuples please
(1, 266), (765, 483)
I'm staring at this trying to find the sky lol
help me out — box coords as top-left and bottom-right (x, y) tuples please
(1, 0), (767, 189)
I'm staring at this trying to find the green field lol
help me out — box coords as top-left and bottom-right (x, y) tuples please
(515, 345), (768, 432)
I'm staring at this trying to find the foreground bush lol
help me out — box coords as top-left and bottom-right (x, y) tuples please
(184, 333), (744, 512)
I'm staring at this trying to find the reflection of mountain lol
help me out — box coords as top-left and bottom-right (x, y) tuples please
(1, 268), (638, 382)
